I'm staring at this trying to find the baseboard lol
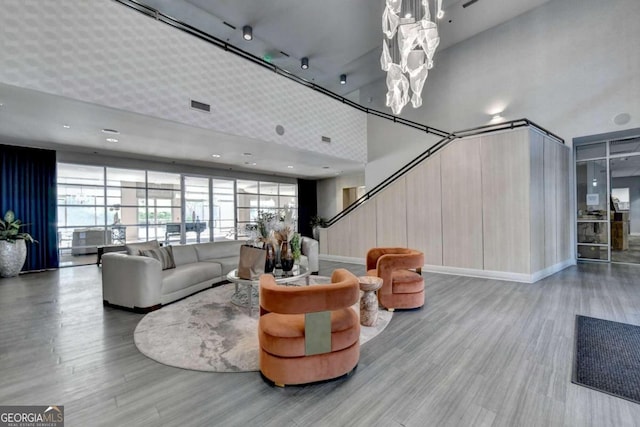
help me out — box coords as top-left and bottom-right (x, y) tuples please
(529, 259), (576, 283)
(422, 259), (576, 284)
(320, 254), (576, 283)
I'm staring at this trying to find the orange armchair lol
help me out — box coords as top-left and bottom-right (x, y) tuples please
(366, 247), (425, 310)
(258, 269), (360, 386)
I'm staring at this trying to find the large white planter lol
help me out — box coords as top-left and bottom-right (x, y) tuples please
(0, 239), (27, 278)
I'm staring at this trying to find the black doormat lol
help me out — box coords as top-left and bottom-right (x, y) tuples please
(573, 315), (640, 404)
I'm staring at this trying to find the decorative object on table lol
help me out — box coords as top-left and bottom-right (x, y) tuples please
(358, 276), (384, 326)
(290, 232), (301, 263)
(0, 210), (37, 278)
(251, 210), (279, 273)
(573, 315), (640, 404)
(279, 240), (294, 273)
(273, 207), (296, 273)
(309, 215), (327, 241)
(263, 241), (276, 273)
(237, 245), (267, 280)
(381, 0), (442, 115)
(133, 278), (392, 373)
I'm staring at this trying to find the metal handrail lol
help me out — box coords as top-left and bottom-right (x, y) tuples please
(112, 0), (450, 139)
(325, 119), (564, 226)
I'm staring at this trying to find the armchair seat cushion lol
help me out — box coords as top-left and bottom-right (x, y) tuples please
(368, 268), (423, 294)
(259, 308), (359, 358)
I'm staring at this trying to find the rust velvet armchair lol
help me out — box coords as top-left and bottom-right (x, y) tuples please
(258, 268), (360, 386)
(366, 247), (425, 310)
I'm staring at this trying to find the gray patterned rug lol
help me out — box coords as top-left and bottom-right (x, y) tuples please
(134, 278), (393, 372)
(573, 315), (640, 404)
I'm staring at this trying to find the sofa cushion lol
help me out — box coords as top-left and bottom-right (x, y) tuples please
(141, 246), (176, 270)
(202, 256), (237, 276)
(125, 239), (160, 255)
(391, 270), (424, 294)
(161, 262), (222, 294)
(171, 244), (199, 266)
(195, 240), (244, 261)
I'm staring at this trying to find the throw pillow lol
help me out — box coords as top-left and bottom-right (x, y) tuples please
(141, 246), (176, 270)
(126, 239), (160, 255)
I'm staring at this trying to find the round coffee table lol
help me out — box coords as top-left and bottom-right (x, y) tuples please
(227, 265), (310, 315)
(358, 276), (383, 326)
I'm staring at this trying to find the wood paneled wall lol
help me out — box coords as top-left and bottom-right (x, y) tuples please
(323, 127), (572, 279)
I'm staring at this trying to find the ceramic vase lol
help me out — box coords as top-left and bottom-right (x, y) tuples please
(263, 241), (276, 273)
(280, 240), (294, 272)
(0, 239), (27, 278)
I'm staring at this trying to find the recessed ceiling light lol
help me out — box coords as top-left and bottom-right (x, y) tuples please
(63, 124), (71, 129)
(287, 165), (294, 169)
(340, 74), (347, 85)
(102, 128), (120, 134)
(322, 166), (330, 169)
(211, 154), (221, 158)
(106, 138), (119, 143)
(243, 152), (252, 156)
(244, 161), (257, 166)
(242, 25), (253, 41)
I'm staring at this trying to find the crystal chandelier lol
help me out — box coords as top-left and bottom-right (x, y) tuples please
(381, 0), (442, 115)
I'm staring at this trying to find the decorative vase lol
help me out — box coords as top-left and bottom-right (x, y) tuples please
(280, 240), (294, 273)
(263, 241), (276, 273)
(0, 239), (27, 278)
(312, 226), (320, 241)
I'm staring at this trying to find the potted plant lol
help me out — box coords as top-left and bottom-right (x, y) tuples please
(309, 215), (328, 241)
(0, 210), (36, 278)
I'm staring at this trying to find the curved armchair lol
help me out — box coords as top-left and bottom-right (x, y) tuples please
(258, 268), (360, 386)
(366, 248), (425, 310)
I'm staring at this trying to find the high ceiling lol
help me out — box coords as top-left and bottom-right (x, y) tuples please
(0, 0), (554, 179)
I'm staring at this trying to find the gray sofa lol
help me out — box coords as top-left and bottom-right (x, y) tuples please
(101, 237), (319, 312)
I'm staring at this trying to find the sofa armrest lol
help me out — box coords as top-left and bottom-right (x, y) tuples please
(300, 236), (319, 273)
(101, 253), (163, 309)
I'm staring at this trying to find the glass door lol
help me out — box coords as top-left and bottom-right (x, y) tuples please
(576, 143), (609, 261)
(609, 136), (640, 263)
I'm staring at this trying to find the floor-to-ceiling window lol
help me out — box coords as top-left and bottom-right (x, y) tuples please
(57, 163), (296, 266)
(236, 180), (298, 235)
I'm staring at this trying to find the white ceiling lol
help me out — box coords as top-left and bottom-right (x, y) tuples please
(0, 0), (554, 179)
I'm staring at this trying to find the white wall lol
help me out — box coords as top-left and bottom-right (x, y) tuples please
(366, 115), (443, 189)
(360, 0), (639, 148)
(316, 173), (365, 219)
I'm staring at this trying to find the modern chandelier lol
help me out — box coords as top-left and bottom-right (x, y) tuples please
(381, 0), (442, 115)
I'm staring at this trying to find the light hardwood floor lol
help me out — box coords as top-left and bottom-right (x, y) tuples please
(1, 261), (640, 426)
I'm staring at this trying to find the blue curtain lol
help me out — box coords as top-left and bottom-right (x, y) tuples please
(0, 144), (59, 271)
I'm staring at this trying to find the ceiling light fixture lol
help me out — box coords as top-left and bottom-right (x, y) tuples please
(381, 0), (442, 114)
(102, 128), (120, 134)
(242, 25), (253, 41)
(211, 154), (221, 158)
(63, 124), (70, 129)
(105, 138), (118, 143)
(301, 57), (309, 69)
(243, 152), (252, 156)
(287, 165), (294, 169)
(340, 74), (347, 85)
(244, 161), (257, 166)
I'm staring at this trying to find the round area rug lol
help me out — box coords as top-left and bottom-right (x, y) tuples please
(133, 277), (393, 372)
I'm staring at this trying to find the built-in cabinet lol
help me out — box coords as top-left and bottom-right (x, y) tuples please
(321, 126), (573, 283)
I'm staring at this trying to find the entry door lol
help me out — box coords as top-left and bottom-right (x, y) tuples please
(576, 143), (609, 261)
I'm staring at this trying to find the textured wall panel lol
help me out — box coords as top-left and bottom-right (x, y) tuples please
(0, 0), (366, 162)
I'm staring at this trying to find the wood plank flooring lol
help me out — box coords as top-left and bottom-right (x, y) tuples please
(1, 261), (640, 426)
